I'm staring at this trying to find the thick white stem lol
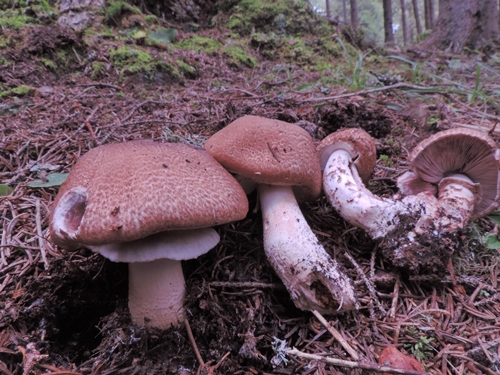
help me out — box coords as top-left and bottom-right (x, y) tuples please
(128, 259), (185, 329)
(323, 150), (477, 238)
(413, 174), (477, 235)
(323, 150), (415, 238)
(258, 184), (358, 313)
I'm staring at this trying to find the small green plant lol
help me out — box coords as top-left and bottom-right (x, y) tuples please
(407, 336), (435, 362)
(41, 58), (57, 71)
(379, 154), (391, 167)
(477, 211), (500, 249)
(91, 61), (107, 80)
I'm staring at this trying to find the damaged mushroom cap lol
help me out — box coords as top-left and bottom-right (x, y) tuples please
(50, 140), (249, 251)
(408, 128), (500, 219)
(317, 128), (377, 185)
(204, 115), (322, 202)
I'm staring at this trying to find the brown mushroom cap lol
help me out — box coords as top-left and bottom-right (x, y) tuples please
(50, 140), (248, 249)
(316, 128), (377, 185)
(409, 128), (500, 219)
(204, 115), (322, 202)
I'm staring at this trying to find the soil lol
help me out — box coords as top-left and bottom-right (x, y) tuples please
(1, 4), (500, 375)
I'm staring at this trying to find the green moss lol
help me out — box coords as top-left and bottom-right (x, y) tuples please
(105, 0), (142, 24)
(11, 85), (35, 96)
(91, 61), (107, 80)
(0, 34), (12, 49)
(0, 0), (13, 10)
(176, 36), (222, 53)
(175, 59), (197, 78)
(0, 12), (31, 29)
(41, 58), (57, 71)
(225, 0), (326, 36)
(143, 15), (158, 26)
(222, 45), (258, 68)
(55, 50), (71, 67)
(280, 37), (313, 65)
(110, 46), (152, 73)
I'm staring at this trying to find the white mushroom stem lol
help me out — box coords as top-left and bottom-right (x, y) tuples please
(89, 228), (220, 329)
(128, 259), (185, 328)
(323, 150), (478, 239)
(258, 184), (358, 313)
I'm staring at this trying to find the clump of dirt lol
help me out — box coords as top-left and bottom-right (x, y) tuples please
(380, 214), (459, 275)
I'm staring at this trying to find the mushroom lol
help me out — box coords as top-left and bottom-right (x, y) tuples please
(318, 127), (500, 272)
(399, 127), (500, 220)
(205, 115), (358, 313)
(50, 140), (248, 329)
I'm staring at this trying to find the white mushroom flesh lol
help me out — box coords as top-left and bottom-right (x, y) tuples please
(258, 183), (358, 313)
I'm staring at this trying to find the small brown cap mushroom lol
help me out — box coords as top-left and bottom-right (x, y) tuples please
(408, 128), (500, 219)
(50, 140), (249, 250)
(204, 115), (322, 202)
(316, 128), (377, 185)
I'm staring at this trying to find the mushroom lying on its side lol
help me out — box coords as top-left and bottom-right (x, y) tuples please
(205, 115), (358, 313)
(50, 140), (248, 329)
(317, 128), (500, 272)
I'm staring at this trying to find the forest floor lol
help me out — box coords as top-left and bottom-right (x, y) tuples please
(1, 1), (500, 374)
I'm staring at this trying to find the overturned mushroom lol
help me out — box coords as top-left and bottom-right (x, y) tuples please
(318, 127), (500, 272)
(50, 140), (248, 329)
(205, 115), (358, 313)
(399, 127), (500, 220)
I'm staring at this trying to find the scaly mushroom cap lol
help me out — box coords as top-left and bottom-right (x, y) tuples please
(317, 128), (377, 185)
(50, 140), (249, 249)
(204, 115), (322, 202)
(408, 128), (500, 219)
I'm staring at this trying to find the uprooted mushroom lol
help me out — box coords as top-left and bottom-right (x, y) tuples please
(317, 127), (500, 272)
(205, 115), (358, 313)
(50, 140), (248, 329)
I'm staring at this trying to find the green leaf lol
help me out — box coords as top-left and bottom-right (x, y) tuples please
(28, 173), (68, 188)
(0, 184), (13, 196)
(483, 234), (500, 249)
(487, 211), (500, 226)
(147, 28), (177, 45)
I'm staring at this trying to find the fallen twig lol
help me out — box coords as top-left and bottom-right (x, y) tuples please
(286, 347), (428, 375)
(311, 310), (359, 360)
(185, 318), (205, 367)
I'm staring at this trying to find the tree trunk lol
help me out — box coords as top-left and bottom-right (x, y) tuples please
(325, 0), (331, 18)
(383, 0), (395, 45)
(420, 0), (499, 52)
(350, 0), (358, 28)
(479, 0), (499, 42)
(412, 0), (423, 35)
(343, 0), (348, 23)
(424, 0), (434, 29)
(400, 0), (409, 45)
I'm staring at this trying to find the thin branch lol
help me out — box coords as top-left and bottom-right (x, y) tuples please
(301, 82), (434, 103)
(184, 318), (204, 367)
(311, 310), (359, 360)
(287, 347), (428, 374)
